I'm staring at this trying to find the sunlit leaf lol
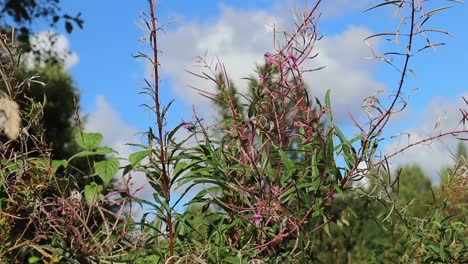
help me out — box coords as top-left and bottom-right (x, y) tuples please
(94, 158), (120, 184)
(129, 150), (150, 167)
(84, 182), (103, 205)
(75, 132), (103, 150)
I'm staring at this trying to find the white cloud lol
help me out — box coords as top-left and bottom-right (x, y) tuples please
(382, 95), (467, 183)
(23, 30), (79, 70)
(303, 26), (384, 121)
(85, 95), (139, 157)
(158, 4), (384, 122)
(157, 5), (279, 111)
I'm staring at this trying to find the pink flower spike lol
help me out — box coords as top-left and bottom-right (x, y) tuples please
(250, 213), (263, 227)
(264, 52), (279, 67)
(287, 51), (298, 69)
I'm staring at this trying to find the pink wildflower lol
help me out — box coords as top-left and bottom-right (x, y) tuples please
(250, 213), (263, 227)
(288, 51), (298, 69)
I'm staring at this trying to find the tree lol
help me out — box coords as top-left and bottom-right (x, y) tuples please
(5, 65), (80, 156)
(439, 141), (466, 186)
(395, 164), (433, 217)
(0, 0), (83, 50)
(307, 164), (436, 262)
(0, 63), (104, 178)
(0, 0), (90, 174)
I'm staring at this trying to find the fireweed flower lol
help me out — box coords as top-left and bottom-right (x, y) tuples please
(0, 93), (21, 140)
(288, 51), (298, 69)
(181, 118), (196, 132)
(250, 212), (263, 227)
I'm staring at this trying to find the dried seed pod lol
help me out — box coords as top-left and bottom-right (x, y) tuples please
(0, 93), (21, 140)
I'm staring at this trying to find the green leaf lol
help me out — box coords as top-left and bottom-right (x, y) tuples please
(94, 147), (117, 155)
(129, 150), (150, 167)
(51, 159), (68, 171)
(281, 182), (317, 203)
(325, 131), (334, 163)
(354, 188), (368, 196)
(323, 215), (331, 238)
(65, 21), (73, 33)
(336, 220), (343, 230)
(28, 256), (41, 263)
(68, 148), (114, 162)
(172, 161), (188, 179)
(84, 183), (103, 205)
(224, 256), (241, 264)
(94, 158), (120, 184)
(277, 148), (295, 171)
(75, 132), (103, 150)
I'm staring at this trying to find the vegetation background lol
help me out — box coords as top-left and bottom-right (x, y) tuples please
(0, 0), (466, 263)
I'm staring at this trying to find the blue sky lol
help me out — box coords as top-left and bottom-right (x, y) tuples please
(28, 0), (467, 192)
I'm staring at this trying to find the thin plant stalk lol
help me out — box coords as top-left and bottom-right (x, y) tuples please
(146, 0), (174, 261)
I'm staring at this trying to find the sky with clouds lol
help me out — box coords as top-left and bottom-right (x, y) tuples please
(27, 0), (467, 189)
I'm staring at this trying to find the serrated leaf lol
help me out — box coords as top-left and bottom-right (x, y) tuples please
(129, 150), (150, 167)
(51, 160), (68, 172)
(68, 147), (116, 162)
(94, 158), (119, 184)
(94, 147), (117, 155)
(68, 150), (98, 161)
(75, 132), (103, 150)
(84, 183), (103, 205)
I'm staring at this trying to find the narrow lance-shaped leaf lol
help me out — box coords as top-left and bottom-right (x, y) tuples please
(129, 150), (150, 167)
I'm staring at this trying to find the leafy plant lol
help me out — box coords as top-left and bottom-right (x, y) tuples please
(1, 0), (467, 263)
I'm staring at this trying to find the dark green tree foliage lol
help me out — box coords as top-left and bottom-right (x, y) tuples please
(0, 42), (120, 260)
(310, 164), (436, 262)
(395, 165), (433, 217)
(0, 64), (103, 176)
(0, 0), (88, 168)
(455, 141), (466, 159)
(10, 65), (80, 158)
(0, 0), (83, 44)
(440, 141), (466, 186)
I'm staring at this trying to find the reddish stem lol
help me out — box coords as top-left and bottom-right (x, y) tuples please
(147, 0), (174, 261)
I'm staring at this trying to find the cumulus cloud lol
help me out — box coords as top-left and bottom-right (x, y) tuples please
(85, 96), (139, 157)
(158, 6), (278, 109)
(158, 4), (384, 122)
(23, 30), (79, 70)
(382, 95), (467, 183)
(303, 26), (384, 121)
